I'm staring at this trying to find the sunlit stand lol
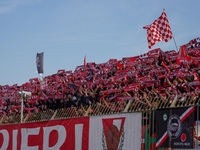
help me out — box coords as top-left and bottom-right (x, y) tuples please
(18, 91), (32, 123)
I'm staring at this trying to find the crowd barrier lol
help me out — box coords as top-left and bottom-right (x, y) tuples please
(1, 92), (199, 125)
(0, 93), (200, 149)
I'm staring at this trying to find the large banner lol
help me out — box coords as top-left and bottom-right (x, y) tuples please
(0, 113), (141, 150)
(89, 113), (142, 150)
(0, 117), (90, 150)
(156, 106), (195, 149)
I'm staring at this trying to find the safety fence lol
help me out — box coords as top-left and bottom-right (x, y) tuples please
(0, 93), (200, 149)
(1, 93), (199, 125)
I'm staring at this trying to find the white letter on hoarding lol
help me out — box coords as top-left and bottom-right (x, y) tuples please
(0, 129), (9, 150)
(21, 127), (40, 150)
(12, 130), (18, 150)
(43, 125), (66, 150)
(75, 124), (83, 150)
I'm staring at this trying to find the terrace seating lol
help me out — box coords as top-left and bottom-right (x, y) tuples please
(1, 37), (200, 124)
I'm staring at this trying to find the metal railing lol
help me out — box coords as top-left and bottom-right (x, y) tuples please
(0, 93), (199, 125)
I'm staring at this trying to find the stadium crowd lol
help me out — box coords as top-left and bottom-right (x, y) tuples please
(1, 37), (200, 124)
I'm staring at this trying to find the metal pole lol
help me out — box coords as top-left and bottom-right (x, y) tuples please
(197, 105), (199, 149)
(173, 36), (179, 52)
(21, 97), (24, 123)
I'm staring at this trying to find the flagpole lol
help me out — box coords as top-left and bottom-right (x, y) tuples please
(172, 36), (179, 52)
(38, 73), (44, 81)
(164, 8), (179, 52)
(84, 54), (86, 66)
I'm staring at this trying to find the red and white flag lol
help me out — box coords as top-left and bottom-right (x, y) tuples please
(143, 9), (173, 49)
(176, 45), (191, 65)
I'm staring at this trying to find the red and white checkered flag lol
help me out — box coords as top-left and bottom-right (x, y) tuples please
(143, 9), (173, 49)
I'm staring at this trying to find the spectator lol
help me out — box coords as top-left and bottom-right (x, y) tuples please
(1, 37), (200, 123)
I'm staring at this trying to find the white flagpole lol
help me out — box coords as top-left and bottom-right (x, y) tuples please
(172, 36), (179, 52)
(164, 8), (179, 52)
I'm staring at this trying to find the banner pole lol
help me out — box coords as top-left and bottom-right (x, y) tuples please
(173, 36), (179, 52)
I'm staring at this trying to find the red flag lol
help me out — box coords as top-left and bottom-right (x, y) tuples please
(176, 45), (191, 65)
(84, 54), (86, 66)
(143, 9), (173, 49)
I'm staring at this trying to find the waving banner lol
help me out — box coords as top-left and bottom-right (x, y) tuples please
(36, 52), (44, 74)
(143, 9), (173, 49)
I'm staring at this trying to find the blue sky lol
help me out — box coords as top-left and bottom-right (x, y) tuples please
(0, 0), (199, 86)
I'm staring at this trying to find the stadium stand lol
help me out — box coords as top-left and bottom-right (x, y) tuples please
(1, 37), (200, 124)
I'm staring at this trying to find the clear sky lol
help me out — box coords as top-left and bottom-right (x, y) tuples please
(0, 0), (199, 86)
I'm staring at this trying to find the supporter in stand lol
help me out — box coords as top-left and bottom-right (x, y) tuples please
(1, 37), (200, 123)
(46, 98), (55, 112)
(67, 94), (77, 107)
(60, 99), (64, 109)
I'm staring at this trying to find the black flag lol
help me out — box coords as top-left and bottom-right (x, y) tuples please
(36, 52), (44, 74)
(156, 106), (195, 149)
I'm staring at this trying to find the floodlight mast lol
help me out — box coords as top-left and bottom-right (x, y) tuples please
(18, 91), (32, 123)
(20, 97), (23, 123)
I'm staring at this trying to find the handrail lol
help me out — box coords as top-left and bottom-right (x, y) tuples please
(1, 93), (200, 125)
